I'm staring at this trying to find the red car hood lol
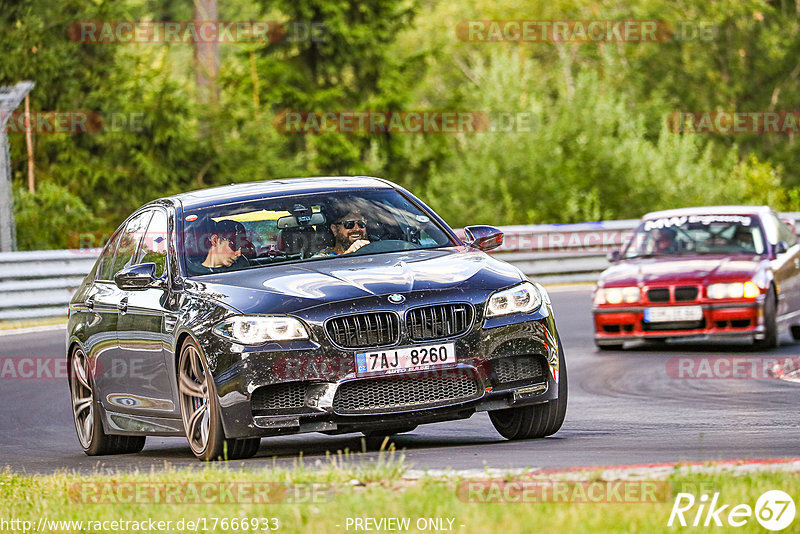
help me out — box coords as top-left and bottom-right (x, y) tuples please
(599, 255), (764, 286)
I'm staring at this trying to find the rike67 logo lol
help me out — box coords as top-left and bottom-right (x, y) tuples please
(669, 490), (795, 530)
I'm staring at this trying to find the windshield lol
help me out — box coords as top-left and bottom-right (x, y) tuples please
(180, 189), (456, 276)
(623, 214), (766, 259)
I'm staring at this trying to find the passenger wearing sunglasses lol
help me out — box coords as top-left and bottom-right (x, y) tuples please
(314, 211), (370, 257)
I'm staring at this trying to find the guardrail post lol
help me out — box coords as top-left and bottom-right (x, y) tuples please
(0, 81), (35, 252)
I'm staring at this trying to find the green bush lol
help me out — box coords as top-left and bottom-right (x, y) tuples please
(424, 52), (789, 227)
(13, 182), (102, 250)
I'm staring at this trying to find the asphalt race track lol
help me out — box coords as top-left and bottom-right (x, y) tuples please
(1, 287), (798, 474)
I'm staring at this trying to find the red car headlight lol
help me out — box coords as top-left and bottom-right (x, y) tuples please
(706, 281), (759, 299)
(594, 286), (640, 305)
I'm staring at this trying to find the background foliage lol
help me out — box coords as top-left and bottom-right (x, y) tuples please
(2, 0), (800, 248)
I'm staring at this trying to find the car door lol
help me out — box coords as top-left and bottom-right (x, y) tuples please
(82, 230), (124, 379)
(776, 213), (800, 316)
(93, 210), (151, 412)
(115, 208), (178, 416)
(764, 212), (800, 317)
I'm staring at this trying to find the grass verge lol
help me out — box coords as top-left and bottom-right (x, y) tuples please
(0, 316), (66, 331)
(2, 451), (798, 533)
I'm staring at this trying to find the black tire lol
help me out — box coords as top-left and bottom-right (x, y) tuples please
(489, 335), (568, 440)
(69, 346), (146, 456)
(755, 286), (778, 350)
(595, 341), (624, 351)
(177, 338), (259, 461)
(362, 425), (418, 438)
(791, 325), (800, 341)
(229, 438), (261, 460)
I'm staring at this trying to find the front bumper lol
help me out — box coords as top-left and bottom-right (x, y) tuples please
(593, 299), (764, 345)
(200, 303), (561, 439)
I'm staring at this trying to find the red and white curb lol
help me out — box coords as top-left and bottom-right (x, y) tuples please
(772, 357), (800, 384)
(405, 457), (800, 481)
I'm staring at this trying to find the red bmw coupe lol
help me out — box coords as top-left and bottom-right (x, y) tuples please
(593, 206), (800, 350)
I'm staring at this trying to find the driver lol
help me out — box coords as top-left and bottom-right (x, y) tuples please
(315, 210), (370, 257)
(187, 219), (248, 274)
(651, 228), (676, 254)
(731, 225), (755, 252)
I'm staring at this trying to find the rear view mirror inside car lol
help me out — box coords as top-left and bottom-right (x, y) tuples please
(277, 212), (326, 229)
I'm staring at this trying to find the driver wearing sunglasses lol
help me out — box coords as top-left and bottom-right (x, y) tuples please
(315, 211), (370, 257)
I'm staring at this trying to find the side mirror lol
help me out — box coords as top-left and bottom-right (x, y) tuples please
(775, 241), (790, 255)
(780, 217), (797, 236)
(463, 225), (504, 252)
(114, 263), (159, 290)
(607, 249), (621, 262)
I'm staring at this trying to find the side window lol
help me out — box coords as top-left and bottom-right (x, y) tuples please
(763, 212), (795, 246)
(137, 210), (168, 277)
(110, 211), (152, 278)
(762, 214), (779, 245)
(97, 230), (124, 281)
(778, 217), (795, 244)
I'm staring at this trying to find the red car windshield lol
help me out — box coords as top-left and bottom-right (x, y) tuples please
(624, 215), (766, 258)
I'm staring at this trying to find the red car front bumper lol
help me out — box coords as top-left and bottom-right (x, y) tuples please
(593, 299), (765, 345)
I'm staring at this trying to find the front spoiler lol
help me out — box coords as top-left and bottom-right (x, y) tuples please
(595, 330), (764, 346)
(222, 376), (553, 439)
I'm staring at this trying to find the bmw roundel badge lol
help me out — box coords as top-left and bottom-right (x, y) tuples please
(388, 294), (405, 304)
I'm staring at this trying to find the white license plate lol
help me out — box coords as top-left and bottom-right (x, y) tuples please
(355, 342), (455, 377)
(644, 306), (703, 323)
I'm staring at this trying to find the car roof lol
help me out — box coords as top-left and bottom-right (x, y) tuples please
(166, 176), (396, 211)
(642, 205), (773, 220)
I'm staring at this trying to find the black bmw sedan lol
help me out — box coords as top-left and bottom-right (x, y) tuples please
(67, 176), (567, 461)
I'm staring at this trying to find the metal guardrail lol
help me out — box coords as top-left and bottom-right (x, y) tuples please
(0, 249), (98, 320)
(3, 214), (798, 321)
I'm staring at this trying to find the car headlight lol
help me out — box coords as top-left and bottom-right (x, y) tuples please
(707, 281), (759, 300)
(533, 282), (551, 305)
(214, 316), (309, 345)
(486, 282), (543, 317)
(594, 286), (640, 305)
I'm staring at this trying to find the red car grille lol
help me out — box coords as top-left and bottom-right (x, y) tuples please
(647, 288), (670, 302)
(647, 286), (700, 303)
(674, 286), (699, 301)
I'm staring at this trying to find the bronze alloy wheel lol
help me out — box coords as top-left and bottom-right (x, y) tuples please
(178, 342), (212, 457)
(177, 339), (260, 461)
(68, 346), (146, 455)
(69, 348), (94, 449)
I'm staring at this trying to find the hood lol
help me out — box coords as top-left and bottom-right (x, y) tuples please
(599, 255), (764, 286)
(186, 248), (523, 314)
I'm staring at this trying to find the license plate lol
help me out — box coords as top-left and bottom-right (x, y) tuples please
(644, 306), (703, 323)
(355, 342), (455, 377)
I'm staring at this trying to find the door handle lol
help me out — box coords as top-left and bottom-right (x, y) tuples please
(118, 297), (128, 314)
(86, 296), (95, 310)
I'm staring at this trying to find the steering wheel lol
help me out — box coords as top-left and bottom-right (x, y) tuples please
(350, 239), (421, 255)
